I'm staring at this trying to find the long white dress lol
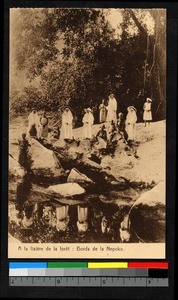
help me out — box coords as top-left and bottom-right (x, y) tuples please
(77, 206), (88, 233)
(27, 111), (41, 138)
(60, 110), (73, 139)
(125, 110), (137, 141)
(106, 96), (117, 123)
(82, 111), (94, 139)
(56, 205), (69, 232)
(143, 102), (152, 121)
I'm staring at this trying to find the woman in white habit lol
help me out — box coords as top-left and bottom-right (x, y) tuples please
(27, 108), (41, 139)
(82, 108), (94, 139)
(56, 205), (69, 232)
(106, 94), (117, 123)
(60, 107), (73, 139)
(143, 98), (152, 126)
(77, 205), (89, 236)
(125, 106), (137, 141)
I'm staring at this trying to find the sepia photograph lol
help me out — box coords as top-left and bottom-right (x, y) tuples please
(8, 7), (166, 258)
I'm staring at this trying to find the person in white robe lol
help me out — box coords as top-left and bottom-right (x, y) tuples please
(77, 205), (88, 236)
(60, 107), (73, 139)
(82, 108), (94, 139)
(56, 205), (69, 232)
(125, 106), (137, 141)
(143, 98), (152, 126)
(27, 109), (41, 139)
(106, 94), (117, 123)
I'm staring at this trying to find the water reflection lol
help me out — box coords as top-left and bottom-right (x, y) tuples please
(77, 204), (89, 236)
(9, 176), (139, 243)
(56, 205), (69, 232)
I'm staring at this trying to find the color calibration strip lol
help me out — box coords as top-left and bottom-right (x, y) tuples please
(9, 262), (169, 287)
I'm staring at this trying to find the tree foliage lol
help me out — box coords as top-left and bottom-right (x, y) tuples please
(10, 8), (166, 123)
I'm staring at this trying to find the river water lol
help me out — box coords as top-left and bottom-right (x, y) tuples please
(9, 174), (140, 243)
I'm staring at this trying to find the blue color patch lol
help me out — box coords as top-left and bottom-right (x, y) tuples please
(9, 262), (47, 269)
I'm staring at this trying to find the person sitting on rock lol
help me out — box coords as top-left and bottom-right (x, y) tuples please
(56, 205), (70, 232)
(48, 127), (60, 143)
(39, 111), (49, 139)
(117, 112), (128, 143)
(77, 204), (89, 237)
(18, 133), (31, 172)
(95, 124), (107, 155)
(27, 108), (41, 139)
(107, 120), (118, 143)
(53, 127), (60, 139)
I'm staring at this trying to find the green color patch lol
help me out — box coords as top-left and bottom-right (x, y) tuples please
(47, 262), (88, 268)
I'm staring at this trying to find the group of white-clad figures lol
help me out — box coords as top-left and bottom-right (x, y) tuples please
(26, 94), (152, 143)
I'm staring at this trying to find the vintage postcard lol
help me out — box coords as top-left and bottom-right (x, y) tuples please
(8, 7), (166, 259)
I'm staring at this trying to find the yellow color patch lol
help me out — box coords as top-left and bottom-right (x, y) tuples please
(88, 262), (128, 268)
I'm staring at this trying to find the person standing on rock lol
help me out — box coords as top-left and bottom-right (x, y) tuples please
(18, 133), (31, 172)
(106, 94), (117, 123)
(39, 111), (49, 139)
(99, 99), (107, 123)
(27, 108), (41, 139)
(107, 120), (118, 143)
(56, 204), (70, 232)
(143, 98), (152, 127)
(60, 107), (73, 140)
(117, 112), (128, 143)
(107, 120), (118, 157)
(82, 108), (94, 139)
(125, 106), (137, 142)
(77, 204), (89, 237)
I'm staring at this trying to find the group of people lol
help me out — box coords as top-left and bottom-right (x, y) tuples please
(18, 95), (152, 169)
(27, 109), (49, 140)
(56, 204), (89, 236)
(99, 95), (152, 126)
(26, 95), (152, 142)
(21, 95), (152, 164)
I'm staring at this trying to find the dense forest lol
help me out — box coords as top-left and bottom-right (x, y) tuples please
(10, 8), (166, 125)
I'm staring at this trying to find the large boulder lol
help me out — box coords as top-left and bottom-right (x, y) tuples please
(75, 157), (127, 190)
(28, 138), (65, 181)
(46, 182), (85, 197)
(129, 181), (165, 242)
(52, 143), (83, 170)
(9, 155), (26, 179)
(67, 168), (94, 188)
